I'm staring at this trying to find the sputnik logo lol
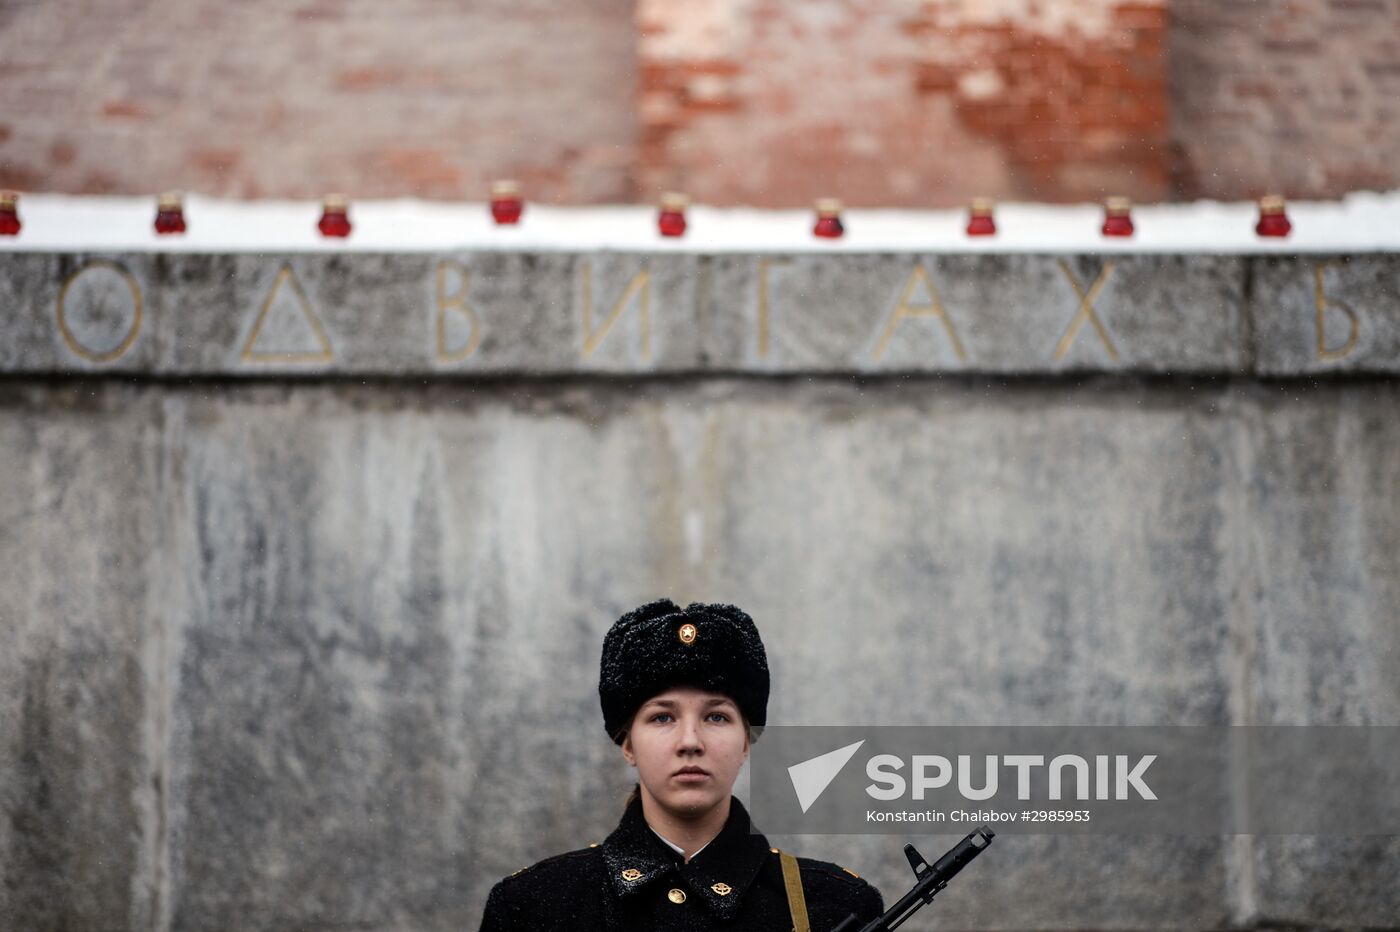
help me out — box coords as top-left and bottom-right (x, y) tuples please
(788, 740), (866, 813)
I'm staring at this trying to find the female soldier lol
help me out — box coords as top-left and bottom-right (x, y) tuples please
(478, 597), (885, 931)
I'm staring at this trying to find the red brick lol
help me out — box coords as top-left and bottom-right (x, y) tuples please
(191, 148), (242, 174)
(334, 67), (406, 91)
(101, 100), (150, 119)
(48, 140), (77, 165)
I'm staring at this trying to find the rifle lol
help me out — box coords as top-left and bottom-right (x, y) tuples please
(829, 825), (995, 932)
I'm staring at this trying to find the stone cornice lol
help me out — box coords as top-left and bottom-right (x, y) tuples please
(2, 252), (1395, 376)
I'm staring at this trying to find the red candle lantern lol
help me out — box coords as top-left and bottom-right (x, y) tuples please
(813, 198), (844, 238)
(1101, 196), (1134, 237)
(491, 180), (524, 225)
(966, 197), (996, 236)
(154, 191), (187, 235)
(657, 191), (688, 237)
(1256, 194), (1291, 238)
(318, 193), (352, 238)
(0, 190), (19, 236)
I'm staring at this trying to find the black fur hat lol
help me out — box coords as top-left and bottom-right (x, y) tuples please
(599, 597), (770, 745)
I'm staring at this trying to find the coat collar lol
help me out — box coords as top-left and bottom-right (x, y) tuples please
(601, 794), (772, 921)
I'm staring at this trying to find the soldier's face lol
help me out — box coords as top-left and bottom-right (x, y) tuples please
(622, 686), (750, 817)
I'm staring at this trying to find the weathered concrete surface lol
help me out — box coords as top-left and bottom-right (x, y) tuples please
(4, 252), (1399, 377)
(2, 377), (1397, 930)
(1245, 386), (1400, 726)
(0, 386), (165, 931)
(158, 386), (670, 929)
(710, 381), (1241, 928)
(1242, 387), (1400, 927)
(707, 380), (1237, 727)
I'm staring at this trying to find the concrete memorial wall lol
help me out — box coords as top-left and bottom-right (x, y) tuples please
(2, 203), (1398, 930)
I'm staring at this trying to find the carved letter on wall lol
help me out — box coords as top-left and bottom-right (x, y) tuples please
(1313, 262), (1360, 361)
(436, 260), (482, 362)
(1054, 260), (1120, 362)
(56, 259), (144, 363)
(241, 264), (334, 363)
(871, 265), (967, 362)
(756, 258), (791, 359)
(580, 262), (650, 360)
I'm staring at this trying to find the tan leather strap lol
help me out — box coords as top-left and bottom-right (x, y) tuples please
(779, 850), (811, 932)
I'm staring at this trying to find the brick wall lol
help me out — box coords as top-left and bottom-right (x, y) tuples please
(0, 0), (638, 201)
(638, 0), (1170, 206)
(0, 0), (1397, 205)
(1170, 0), (1400, 199)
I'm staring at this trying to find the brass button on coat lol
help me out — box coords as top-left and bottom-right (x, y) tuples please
(667, 887), (687, 904)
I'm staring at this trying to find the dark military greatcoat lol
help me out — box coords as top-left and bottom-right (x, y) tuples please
(479, 795), (884, 931)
